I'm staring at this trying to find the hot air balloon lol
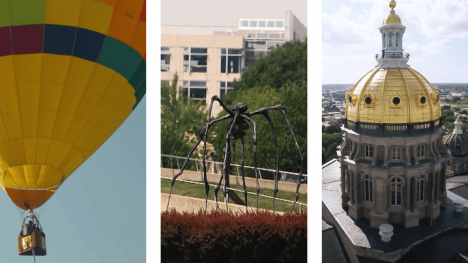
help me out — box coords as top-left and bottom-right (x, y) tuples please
(0, 0), (146, 256)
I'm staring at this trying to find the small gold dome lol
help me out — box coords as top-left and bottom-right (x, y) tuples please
(345, 68), (440, 124)
(389, 0), (396, 9)
(383, 13), (402, 25)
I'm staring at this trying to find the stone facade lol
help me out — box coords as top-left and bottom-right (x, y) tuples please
(337, 126), (450, 228)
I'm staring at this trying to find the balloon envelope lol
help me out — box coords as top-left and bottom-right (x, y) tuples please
(0, 0), (146, 209)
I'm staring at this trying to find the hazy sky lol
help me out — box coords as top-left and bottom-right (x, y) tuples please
(0, 97), (146, 263)
(161, 0), (307, 27)
(323, 0), (468, 84)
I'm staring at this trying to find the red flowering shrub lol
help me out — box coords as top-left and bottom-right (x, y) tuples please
(161, 210), (307, 263)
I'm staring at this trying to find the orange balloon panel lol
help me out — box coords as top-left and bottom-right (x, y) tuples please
(5, 186), (59, 210)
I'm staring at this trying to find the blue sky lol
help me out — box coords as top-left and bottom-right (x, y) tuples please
(0, 97), (146, 263)
(323, 0), (468, 84)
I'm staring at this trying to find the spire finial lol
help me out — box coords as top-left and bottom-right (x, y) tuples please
(454, 115), (463, 134)
(390, 0), (396, 10)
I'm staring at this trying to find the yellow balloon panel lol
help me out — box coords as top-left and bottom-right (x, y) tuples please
(66, 57), (96, 89)
(0, 54), (137, 209)
(42, 54), (72, 84)
(13, 54), (43, 83)
(78, 0), (113, 35)
(44, 0), (83, 27)
(0, 83), (20, 113)
(0, 56), (16, 86)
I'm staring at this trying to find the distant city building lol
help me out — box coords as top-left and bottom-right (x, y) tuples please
(322, 1), (468, 262)
(161, 11), (306, 115)
(443, 117), (468, 175)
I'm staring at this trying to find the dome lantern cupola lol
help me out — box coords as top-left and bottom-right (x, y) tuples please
(443, 116), (468, 158)
(378, 0), (408, 68)
(344, 0), (441, 128)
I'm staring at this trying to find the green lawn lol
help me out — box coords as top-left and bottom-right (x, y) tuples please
(161, 178), (307, 212)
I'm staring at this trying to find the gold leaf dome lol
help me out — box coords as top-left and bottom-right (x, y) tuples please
(383, 13), (402, 25)
(383, 0), (402, 25)
(345, 68), (441, 124)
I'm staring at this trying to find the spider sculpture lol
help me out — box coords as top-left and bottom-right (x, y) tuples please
(166, 95), (305, 213)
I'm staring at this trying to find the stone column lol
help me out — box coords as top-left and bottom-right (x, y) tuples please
(372, 145), (378, 166)
(383, 145), (389, 167)
(406, 176), (411, 211)
(413, 145), (419, 165)
(405, 141), (411, 165)
(354, 171), (359, 205)
(350, 171), (355, 205)
(372, 175), (377, 212)
(340, 164), (346, 193)
(354, 143), (361, 161)
(411, 177), (417, 213)
(433, 141), (441, 159)
(341, 164), (350, 208)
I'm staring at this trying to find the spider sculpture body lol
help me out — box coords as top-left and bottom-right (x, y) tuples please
(166, 96), (305, 212)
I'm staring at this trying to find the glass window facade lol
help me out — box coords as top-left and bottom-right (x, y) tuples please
(161, 47), (170, 72)
(183, 47), (208, 73)
(220, 49), (242, 73)
(219, 81), (233, 100)
(182, 80), (207, 104)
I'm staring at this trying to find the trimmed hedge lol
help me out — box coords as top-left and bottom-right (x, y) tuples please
(161, 210), (307, 263)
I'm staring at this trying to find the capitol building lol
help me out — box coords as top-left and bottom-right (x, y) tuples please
(322, 1), (468, 262)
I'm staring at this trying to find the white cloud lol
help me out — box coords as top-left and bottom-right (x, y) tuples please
(323, 0), (468, 49)
(322, 0), (468, 83)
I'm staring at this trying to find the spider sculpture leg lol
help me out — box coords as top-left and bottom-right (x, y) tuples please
(214, 112), (240, 212)
(166, 114), (231, 211)
(247, 105), (304, 212)
(208, 95), (234, 118)
(239, 114), (260, 211)
(240, 136), (248, 213)
(201, 97), (234, 213)
(258, 112), (280, 212)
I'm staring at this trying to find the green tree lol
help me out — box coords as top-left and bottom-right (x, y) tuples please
(442, 109), (454, 118)
(161, 74), (207, 163)
(445, 116), (457, 123)
(211, 82), (307, 176)
(224, 41), (307, 106)
(322, 133), (342, 164)
(324, 122), (341, 134)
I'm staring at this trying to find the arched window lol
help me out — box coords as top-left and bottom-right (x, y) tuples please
(417, 175), (425, 202)
(392, 147), (401, 160)
(396, 33), (400, 48)
(364, 175), (373, 202)
(382, 34), (386, 48)
(418, 145), (425, 157)
(388, 33), (394, 47)
(365, 145), (373, 158)
(391, 177), (402, 206)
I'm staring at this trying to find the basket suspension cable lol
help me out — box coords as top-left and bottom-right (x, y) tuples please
(31, 247), (36, 263)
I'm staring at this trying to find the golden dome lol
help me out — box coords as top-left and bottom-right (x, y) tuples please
(345, 68), (441, 124)
(383, 13), (402, 25)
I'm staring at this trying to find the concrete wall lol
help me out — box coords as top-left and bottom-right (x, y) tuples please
(162, 193), (282, 214)
(160, 168), (307, 194)
(161, 34), (243, 115)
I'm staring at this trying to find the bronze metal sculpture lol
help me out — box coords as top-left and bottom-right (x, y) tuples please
(166, 95), (305, 212)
